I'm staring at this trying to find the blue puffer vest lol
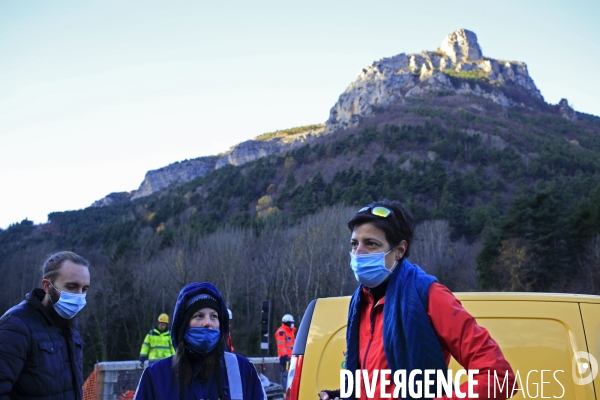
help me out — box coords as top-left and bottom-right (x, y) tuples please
(345, 259), (448, 400)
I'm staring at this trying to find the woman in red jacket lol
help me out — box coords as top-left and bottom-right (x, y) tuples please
(320, 199), (515, 400)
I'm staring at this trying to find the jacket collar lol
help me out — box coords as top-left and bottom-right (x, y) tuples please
(27, 287), (77, 329)
(360, 278), (389, 304)
(27, 288), (55, 325)
(279, 323), (294, 334)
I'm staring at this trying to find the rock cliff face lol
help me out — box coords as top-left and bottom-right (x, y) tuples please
(325, 29), (544, 133)
(130, 157), (219, 200)
(439, 29), (482, 63)
(214, 134), (314, 169)
(558, 98), (577, 121)
(91, 191), (134, 207)
(93, 127), (322, 205)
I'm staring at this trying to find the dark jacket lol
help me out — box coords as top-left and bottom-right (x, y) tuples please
(170, 282), (229, 350)
(0, 288), (84, 400)
(134, 282), (265, 400)
(134, 353), (264, 400)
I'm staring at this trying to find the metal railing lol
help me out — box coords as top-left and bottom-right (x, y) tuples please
(91, 357), (282, 399)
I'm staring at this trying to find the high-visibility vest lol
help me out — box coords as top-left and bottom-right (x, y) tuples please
(274, 324), (296, 358)
(139, 328), (175, 361)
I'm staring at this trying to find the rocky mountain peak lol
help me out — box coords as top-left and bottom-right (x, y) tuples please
(439, 29), (482, 63)
(325, 29), (548, 134)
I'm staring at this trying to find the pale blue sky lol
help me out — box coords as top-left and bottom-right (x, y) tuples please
(1, 0), (598, 229)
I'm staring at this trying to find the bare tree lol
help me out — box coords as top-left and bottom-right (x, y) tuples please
(411, 220), (451, 274)
(0, 242), (59, 311)
(279, 205), (356, 321)
(199, 226), (249, 304)
(411, 220), (480, 291)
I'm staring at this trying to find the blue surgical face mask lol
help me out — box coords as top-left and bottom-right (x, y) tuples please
(50, 282), (87, 319)
(184, 327), (220, 354)
(349, 249), (398, 288)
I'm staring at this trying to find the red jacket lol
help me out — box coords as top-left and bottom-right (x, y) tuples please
(275, 323), (296, 359)
(358, 282), (515, 400)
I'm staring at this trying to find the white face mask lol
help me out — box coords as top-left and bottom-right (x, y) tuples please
(50, 282), (87, 319)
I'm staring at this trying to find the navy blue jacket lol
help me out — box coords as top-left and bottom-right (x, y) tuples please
(134, 353), (264, 400)
(134, 282), (265, 399)
(0, 288), (84, 400)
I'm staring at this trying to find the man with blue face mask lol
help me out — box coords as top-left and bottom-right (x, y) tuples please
(0, 251), (90, 400)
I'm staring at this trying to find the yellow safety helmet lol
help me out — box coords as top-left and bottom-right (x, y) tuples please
(157, 313), (169, 324)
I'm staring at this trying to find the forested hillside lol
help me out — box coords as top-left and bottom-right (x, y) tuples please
(2, 88), (600, 373)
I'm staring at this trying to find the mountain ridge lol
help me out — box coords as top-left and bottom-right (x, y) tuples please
(93, 29), (582, 207)
(325, 29), (545, 134)
(91, 124), (324, 206)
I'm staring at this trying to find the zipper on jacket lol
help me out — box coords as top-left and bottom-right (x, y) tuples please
(361, 293), (378, 367)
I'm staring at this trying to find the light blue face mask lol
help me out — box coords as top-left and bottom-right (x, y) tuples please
(184, 327), (220, 354)
(50, 282), (87, 319)
(349, 249), (398, 288)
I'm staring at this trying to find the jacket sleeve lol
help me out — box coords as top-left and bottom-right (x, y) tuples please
(427, 283), (516, 400)
(0, 314), (30, 398)
(240, 356), (266, 400)
(133, 367), (155, 400)
(139, 332), (151, 358)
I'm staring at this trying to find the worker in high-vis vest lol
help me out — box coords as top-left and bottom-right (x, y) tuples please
(274, 314), (296, 388)
(139, 313), (175, 367)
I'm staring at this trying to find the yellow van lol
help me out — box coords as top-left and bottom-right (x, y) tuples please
(286, 293), (600, 399)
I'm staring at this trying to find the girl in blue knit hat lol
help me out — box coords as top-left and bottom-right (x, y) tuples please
(134, 282), (265, 400)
